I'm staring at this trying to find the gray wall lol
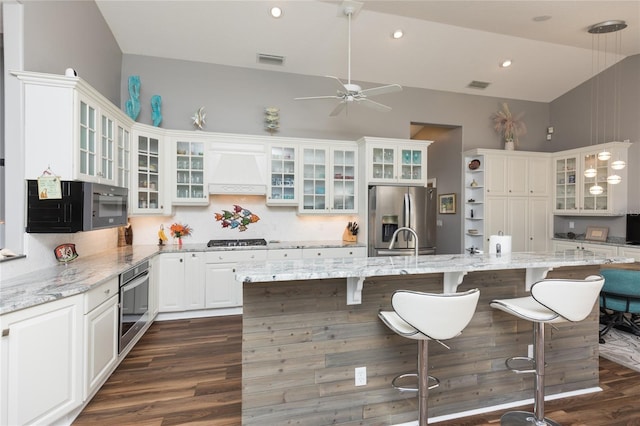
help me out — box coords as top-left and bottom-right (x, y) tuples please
(23, 1), (122, 105)
(121, 54), (552, 150)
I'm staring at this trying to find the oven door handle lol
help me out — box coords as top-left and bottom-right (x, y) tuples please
(121, 271), (149, 292)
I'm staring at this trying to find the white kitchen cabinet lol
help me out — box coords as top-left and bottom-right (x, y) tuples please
(83, 278), (118, 400)
(14, 71), (132, 184)
(267, 248), (303, 260)
(482, 151), (550, 197)
(205, 250), (268, 308)
(172, 138), (207, 205)
(267, 143), (298, 205)
(302, 246), (367, 258)
(553, 240), (619, 257)
(117, 124), (131, 188)
(157, 252), (205, 312)
(358, 137), (432, 185)
(553, 142), (630, 216)
(132, 127), (171, 215)
(484, 196), (550, 253)
(148, 255), (159, 319)
(618, 246), (640, 262)
(299, 143), (358, 214)
(1, 295), (83, 426)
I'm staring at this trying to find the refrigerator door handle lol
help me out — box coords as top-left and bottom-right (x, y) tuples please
(404, 193), (413, 241)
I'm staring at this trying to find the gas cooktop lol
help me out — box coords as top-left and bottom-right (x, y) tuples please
(207, 238), (268, 247)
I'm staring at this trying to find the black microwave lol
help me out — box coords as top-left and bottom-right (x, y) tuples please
(26, 180), (128, 233)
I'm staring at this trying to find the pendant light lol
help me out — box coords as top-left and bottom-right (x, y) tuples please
(587, 20), (627, 191)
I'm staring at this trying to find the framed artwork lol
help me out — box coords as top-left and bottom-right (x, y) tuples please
(585, 226), (609, 242)
(439, 193), (456, 214)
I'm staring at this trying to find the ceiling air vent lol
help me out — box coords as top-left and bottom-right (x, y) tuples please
(257, 53), (285, 66)
(467, 80), (491, 90)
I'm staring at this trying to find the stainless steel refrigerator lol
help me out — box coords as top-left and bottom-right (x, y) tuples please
(368, 185), (437, 257)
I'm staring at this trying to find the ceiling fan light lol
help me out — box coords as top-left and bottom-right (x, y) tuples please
(607, 174), (622, 184)
(589, 184), (604, 195)
(584, 167), (597, 178)
(392, 30), (404, 39)
(611, 160), (626, 170)
(597, 150), (611, 161)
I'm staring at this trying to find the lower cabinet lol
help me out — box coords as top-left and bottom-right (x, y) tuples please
(618, 246), (640, 261)
(205, 250), (268, 308)
(0, 295), (84, 426)
(302, 246), (367, 258)
(83, 279), (119, 400)
(553, 240), (620, 257)
(157, 252), (205, 312)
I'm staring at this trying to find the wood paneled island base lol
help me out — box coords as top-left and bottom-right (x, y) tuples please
(241, 265), (602, 425)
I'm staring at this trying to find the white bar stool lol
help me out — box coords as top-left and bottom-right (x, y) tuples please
(378, 288), (480, 425)
(490, 275), (604, 426)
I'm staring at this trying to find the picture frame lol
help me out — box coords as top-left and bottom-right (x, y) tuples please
(438, 193), (456, 214)
(585, 226), (609, 242)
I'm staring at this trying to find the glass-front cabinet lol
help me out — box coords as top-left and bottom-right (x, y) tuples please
(299, 144), (357, 214)
(116, 125), (130, 188)
(132, 129), (168, 215)
(267, 144), (297, 206)
(553, 142), (630, 216)
(359, 137), (431, 185)
(77, 95), (118, 185)
(174, 140), (207, 205)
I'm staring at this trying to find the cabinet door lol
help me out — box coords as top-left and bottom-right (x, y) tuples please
(581, 152), (610, 213)
(484, 197), (508, 252)
(174, 140), (207, 205)
(133, 131), (168, 214)
(78, 97), (99, 180)
(553, 156), (579, 213)
(527, 198), (550, 252)
(528, 157), (550, 196)
(185, 252), (205, 310)
(506, 157), (528, 196)
(99, 113), (116, 183)
(581, 242), (618, 257)
(397, 145), (425, 184)
(554, 240), (583, 252)
(330, 147), (357, 213)
(485, 155), (507, 196)
(267, 144), (298, 205)
(369, 144), (396, 182)
(84, 295), (118, 400)
(117, 124), (131, 188)
(507, 197), (529, 252)
(300, 147), (328, 212)
(1, 296), (83, 426)
(158, 253), (186, 312)
(618, 246), (640, 261)
(205, 262), (240, 308)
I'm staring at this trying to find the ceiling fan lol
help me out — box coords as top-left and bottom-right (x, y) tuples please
(294, 2), (402, 116)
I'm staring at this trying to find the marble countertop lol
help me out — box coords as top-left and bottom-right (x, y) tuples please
(236, 251), (634, 283)
(0, 240), (364, 315)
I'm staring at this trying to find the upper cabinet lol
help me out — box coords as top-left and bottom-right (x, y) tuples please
(358, 137), (432, 185)
(483, 151), (550, 197)
(131, 127), (171, 215)
(553, 142), (630, 216)
(299, 142), (357, 214)
(267, 143), (298, 206)
(14, 71), (132, 185)
(171, 137), (207, 206)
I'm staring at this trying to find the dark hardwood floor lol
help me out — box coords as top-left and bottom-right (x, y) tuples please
(73, 315), (640, 426)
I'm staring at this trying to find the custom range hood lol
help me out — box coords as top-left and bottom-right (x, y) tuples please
(208, 148), (267, 195)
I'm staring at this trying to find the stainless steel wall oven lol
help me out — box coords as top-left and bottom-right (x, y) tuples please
(119, 260), (151, 354)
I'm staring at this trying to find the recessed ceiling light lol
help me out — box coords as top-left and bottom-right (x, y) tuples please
(500, 59), (512, 68)
(270, 7), (283, 18)
(392, 30), (404, 39)
(533, 15), (552, 22)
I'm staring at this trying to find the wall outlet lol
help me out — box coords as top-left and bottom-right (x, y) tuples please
(528, 344), (534, 359)
(355, 366), (367, 386)
(436, 220), (443, 227)
(569, 221), (575, 229)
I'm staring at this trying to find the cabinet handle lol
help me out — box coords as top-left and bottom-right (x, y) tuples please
(219, 256), (223, 260)
(317, 252), (321, 256)
(284, 253), (288, 257)
(104, 289), (111, 295)
(192, 253), (197, 257)
(179, 258), (183, 262)
(2, 328), (9, 337)
(349, 251), (353, 255)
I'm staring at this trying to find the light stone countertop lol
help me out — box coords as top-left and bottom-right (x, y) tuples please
(0, 240), (364, 315)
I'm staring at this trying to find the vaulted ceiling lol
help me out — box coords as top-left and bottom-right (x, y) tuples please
(91, 1), (638, 103)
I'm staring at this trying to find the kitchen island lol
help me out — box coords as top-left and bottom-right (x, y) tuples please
(236, 251), (633, 425)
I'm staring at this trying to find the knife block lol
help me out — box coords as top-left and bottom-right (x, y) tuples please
(342, 227), (357, 242)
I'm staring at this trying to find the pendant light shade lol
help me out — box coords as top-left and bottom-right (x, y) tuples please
(597, 150), (611, 161)
(606, 174), (622, 184)
(584, 167), (597, 178)
(589, 184), (604, 195)
(611, 159), (626, 170)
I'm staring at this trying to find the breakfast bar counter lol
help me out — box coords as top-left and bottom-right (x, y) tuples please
(236, 251), (633, 425)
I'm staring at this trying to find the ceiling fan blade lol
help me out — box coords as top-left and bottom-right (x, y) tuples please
(326, 75), (348, 91)
(295, 95), (341, 101)
(329, 101), (347, 117)
(359, 84), (403, 97)
(356, 98), (392, 112)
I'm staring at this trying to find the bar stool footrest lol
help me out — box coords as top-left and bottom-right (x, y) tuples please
(391, 372), (440, 392)
(505, 356), (535, 374)
(500, 410), (561, 426)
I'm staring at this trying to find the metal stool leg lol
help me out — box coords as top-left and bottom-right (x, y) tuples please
(501, 322), (561, 426)
(418, 339), (429, 426)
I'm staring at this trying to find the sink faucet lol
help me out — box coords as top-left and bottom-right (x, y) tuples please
(388, 227), (419, 257)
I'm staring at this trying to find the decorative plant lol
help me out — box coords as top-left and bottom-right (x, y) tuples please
(169, 223), (192, 242)
(491, 102), (527, 145)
